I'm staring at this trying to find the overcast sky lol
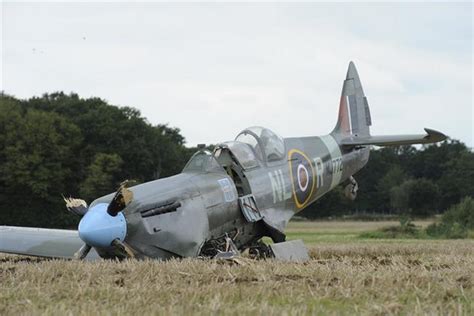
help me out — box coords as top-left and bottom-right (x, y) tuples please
(1, 2), (472, 147)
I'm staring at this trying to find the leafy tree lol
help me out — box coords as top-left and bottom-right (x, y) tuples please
(408, 178), (440, 216)
(349, 149), (390, 212)
(390, 178), (440, 217)
(376, 165), (408, 212)
(0, 93), (189, 228)
(0, 104), (82, 227)
(438, 150), (474, 209)
(390, 180), (415, 215)
(79, 153), (123, 202)
(408, 140), (467, 181)
(427, 197), (474, 238)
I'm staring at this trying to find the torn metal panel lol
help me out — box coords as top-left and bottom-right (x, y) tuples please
(214, 251), (238, 260)
(213, 236), (240, 260)
(269, 239), (310, 262)
(107, 180), (134, 216)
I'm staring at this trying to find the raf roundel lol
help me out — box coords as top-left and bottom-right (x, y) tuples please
(288, 149), (315, 209)
(297, 164), (309, 191)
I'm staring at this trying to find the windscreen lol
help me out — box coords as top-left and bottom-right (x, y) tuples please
(182, 150), (224, 173)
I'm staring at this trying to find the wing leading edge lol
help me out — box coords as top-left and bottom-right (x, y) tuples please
(340, 128), (447, 147)
(0, 226), (99, 260)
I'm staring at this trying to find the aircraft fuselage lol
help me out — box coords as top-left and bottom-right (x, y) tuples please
(89, 133), (369, 260)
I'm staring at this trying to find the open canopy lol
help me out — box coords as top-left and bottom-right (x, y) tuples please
(235, 126), (285, 163)
(183, 126), (286, 174)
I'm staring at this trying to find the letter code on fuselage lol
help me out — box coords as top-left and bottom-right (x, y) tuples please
(268, 169), (291, 203)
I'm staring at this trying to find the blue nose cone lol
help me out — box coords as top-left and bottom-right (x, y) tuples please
(78, 203), (127, 248)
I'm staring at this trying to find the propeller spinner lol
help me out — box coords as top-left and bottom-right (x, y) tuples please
(78, 203), (127, 248)
(66, 181), (134, 260)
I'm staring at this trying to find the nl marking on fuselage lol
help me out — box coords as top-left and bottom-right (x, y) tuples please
(268, 169), (291, 203)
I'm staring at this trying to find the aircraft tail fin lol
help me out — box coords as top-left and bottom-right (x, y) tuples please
(332, 62), (447, 147)
(332, 61), (371, 137)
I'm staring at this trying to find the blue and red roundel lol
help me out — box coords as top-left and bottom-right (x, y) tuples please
(288, 149), (315, 209)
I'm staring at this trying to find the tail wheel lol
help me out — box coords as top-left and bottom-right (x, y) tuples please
(344, 176), (358, 201)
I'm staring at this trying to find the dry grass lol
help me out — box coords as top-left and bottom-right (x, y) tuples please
(1, 221), (473, 315)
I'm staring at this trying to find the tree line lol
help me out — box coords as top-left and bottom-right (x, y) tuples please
(0, 92), (472, 227)
(0, 92), (195, 228)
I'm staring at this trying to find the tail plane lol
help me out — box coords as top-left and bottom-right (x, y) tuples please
(333, 61), (446, 147)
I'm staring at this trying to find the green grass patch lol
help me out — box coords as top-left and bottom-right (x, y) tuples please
(358, 224), (428, 239)
(287, 231), (360, 244)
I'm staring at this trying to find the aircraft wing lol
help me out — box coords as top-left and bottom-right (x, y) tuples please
(340, 128), (447, 147)
(0, 226), (99, 260)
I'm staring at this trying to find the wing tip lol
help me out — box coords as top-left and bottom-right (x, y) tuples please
(424, 128), (447, 143)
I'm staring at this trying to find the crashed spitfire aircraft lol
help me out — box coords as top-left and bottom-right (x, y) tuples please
(0, 62), (446, 261)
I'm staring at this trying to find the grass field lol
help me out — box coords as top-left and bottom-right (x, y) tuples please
(1, 220), (473, 315)
(285, 220), (435, 245)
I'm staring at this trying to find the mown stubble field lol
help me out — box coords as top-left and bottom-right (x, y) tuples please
(1, 221), (473, 315)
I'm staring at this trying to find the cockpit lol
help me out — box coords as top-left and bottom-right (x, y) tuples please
(182, 127), (286, 197)
(234, 126), (286, 163)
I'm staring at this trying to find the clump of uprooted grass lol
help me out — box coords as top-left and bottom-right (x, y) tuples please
(1, 240), (473, 315)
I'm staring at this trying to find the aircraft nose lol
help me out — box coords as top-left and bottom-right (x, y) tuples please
(78, 203), (127, 248)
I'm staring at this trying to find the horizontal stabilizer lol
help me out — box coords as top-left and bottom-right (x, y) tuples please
(340, 128), (447, 147)
(0, 226), (99, 260)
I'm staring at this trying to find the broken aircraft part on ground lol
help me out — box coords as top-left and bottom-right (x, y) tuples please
(269, 240), (310, 262)
(0, 62), (447, 262)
